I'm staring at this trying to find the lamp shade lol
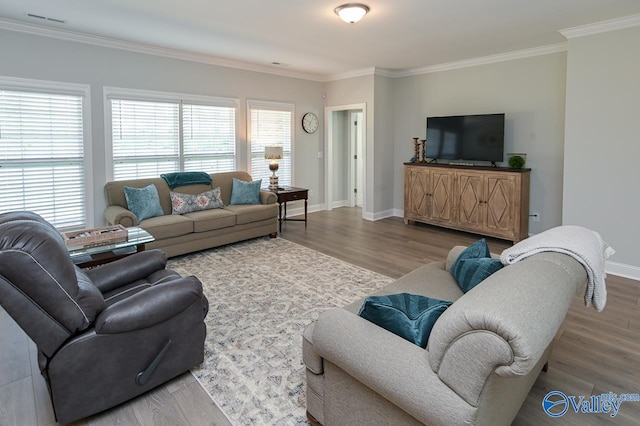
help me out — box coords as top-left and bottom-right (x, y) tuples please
(334, 3), (369, 24)
(265, 146), (283, 160)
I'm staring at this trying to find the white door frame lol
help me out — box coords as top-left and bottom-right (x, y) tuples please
(348, 111), (364, 207)
(325, 103), (367, 216)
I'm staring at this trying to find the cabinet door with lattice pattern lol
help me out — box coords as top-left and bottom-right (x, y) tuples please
(456, 171), (484, 232)
(485, 174), (517, 239)
(429, 170), (453, 224)
(404, 166), (430, 220)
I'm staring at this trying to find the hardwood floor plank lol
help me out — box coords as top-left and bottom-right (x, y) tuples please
(28, 339), (60, 426)
(165, 372), (197, 394)
(0, 308), (31, 388)
(0, 376), (38, 426)
(172, 381), (233, 426)
(130, 385), (191, 426)
(83, 397), (140, 426)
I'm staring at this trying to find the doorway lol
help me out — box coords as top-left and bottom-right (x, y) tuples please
(325, 103), (367, 217)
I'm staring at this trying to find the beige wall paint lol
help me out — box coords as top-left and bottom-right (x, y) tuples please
(563, 26), (640, 271)
(392, 53), (568, 234)
(0, 29), (324, 227)
(373, 74), (396, 216)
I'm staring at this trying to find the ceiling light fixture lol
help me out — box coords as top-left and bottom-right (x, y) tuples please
(334, 3), (370, 24)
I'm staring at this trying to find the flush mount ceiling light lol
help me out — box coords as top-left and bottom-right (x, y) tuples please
(334, 3), (370, 24)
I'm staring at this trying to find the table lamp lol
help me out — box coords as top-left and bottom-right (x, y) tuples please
(264, 146), (284, 190)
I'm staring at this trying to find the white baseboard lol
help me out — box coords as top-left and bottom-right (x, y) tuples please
(282, 203), (323, 218)
(371, 209), (396, 221)
(606, 261), (640, 281)
(332, 200), (348, 209)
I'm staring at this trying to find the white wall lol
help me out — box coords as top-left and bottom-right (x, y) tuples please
(392, 53), (568, 234)
(0, 29), (324, 227)
(563, 25), (640, 273)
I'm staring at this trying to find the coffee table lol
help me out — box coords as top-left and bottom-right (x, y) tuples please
(68, 226), (155, 268)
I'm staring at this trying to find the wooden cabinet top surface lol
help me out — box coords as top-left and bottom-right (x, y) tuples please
(404, 162), (530, 173)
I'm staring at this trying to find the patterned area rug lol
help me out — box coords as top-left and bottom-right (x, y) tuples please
(168, 237), (393, 425)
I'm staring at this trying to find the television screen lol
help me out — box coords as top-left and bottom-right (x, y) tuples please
(426, 113), (505, 162)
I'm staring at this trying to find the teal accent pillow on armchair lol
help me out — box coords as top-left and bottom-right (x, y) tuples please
(358, 293), (452, 348)
(451, 238), (504, 293)
(229, 178), (262, 205)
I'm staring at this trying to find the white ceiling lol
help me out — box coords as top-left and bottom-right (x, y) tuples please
(2, 0), (640, 80)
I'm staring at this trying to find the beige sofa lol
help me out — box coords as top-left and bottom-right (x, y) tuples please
(303, 245), (588, 426)
(104, 171), (278, 258)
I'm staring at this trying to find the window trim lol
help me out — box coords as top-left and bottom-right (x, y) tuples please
(246, 99), (295, 186)
(0, 75), (93, 229)
(103, 86), (239, 182)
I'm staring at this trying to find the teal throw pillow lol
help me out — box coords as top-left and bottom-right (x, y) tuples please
(358, 293), (452, 348)
(229, 178), (262, 205)
(123, 184), (164, 222)
(451, 238), (503, 292)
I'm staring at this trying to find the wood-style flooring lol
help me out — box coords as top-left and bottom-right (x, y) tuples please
(1, 207), (639, 425)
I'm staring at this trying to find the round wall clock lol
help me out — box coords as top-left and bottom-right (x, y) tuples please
(302, 112), (319, 134)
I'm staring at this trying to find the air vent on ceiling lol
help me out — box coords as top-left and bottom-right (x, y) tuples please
(27, 13), (66, 24)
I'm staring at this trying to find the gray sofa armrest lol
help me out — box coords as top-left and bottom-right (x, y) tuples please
(312, 308), (473, 425)
(85, 249), (168, 293)
(429, 252), (587, 406)
(445, 246), (466, 272)
(105, 205), (138, 227)
(259, 190), (277, 205)
(94, 276), (205, 334)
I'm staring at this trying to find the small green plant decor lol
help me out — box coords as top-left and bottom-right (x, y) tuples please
(508, 154), (526, 169)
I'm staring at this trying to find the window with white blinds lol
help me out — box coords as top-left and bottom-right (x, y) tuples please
(111, 99), (179, 180)
(107, 89), (237, 181)
(0, 83), (89, 230)
(183, 104), (235, 173)
(248, 102), (293, 189)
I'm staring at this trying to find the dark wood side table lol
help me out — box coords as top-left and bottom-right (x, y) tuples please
(269, 186), (308, 232)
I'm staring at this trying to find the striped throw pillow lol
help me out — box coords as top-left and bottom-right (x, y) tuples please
(451, 239), (504, 292)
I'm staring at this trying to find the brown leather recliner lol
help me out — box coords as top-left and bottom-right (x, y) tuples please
(0, 211), (209, 423)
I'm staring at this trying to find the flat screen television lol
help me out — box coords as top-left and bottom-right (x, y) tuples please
(426, 113), (505, 163)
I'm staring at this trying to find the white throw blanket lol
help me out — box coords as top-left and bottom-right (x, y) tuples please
(500, 226), (615, 312)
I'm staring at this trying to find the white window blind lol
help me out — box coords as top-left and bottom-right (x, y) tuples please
(249, 105), (292, 188)
(183, 104), (236, 173)
(0, 89), (86, 229)
(111, 99), (180, 180)
(109, 93), (236, 180)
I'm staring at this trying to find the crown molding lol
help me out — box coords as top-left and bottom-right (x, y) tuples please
(4, 15), (611, 84)
(392, 43), (567, 78)
(323, 67), (377, 82)
(373, 68), (396, 78)
(0, 17), (325, 82)
(560, 13), (640, 39)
